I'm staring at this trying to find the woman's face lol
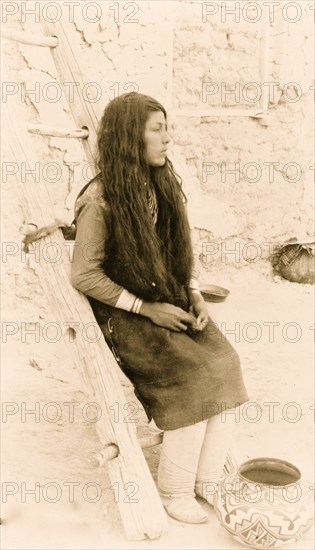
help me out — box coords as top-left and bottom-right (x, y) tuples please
(143, 111), (170, 167)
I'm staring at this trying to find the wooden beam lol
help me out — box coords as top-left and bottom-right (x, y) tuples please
(40, 13), (101, 161)
(260, 6), (271, 114)
(1, 28), (58, 47)
(27, 123), (89, 139)
(172, 108), (269, 118)
(93, 433), (164, 466)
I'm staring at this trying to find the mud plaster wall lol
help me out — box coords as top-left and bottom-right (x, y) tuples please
(2, 0), (314, 281)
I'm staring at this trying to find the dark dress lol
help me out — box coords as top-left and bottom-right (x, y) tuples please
(71, 176), (249, 430)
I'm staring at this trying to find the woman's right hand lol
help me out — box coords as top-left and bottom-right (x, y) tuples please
(139, 301), (198, 332)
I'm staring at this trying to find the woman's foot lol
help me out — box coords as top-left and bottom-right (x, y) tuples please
(159, 492), (208, 523)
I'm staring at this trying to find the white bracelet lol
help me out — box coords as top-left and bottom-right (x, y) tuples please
(131, 297), (143, 314)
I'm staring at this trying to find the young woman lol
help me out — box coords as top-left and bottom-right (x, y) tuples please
(70, 92), (249, 524)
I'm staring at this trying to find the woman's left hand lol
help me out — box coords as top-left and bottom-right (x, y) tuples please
(189, 293), (209, 331)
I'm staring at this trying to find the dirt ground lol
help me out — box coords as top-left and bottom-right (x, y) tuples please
(1, 182), (314, 550)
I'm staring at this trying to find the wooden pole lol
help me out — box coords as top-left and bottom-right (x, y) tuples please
(172, 108), (268, 118)
(40, 11), (101, 161)
(1, 28), (58, 47)
(3, 45), (167, 542)
(27, 123), (89, 139)
(93, 433), (164, 467)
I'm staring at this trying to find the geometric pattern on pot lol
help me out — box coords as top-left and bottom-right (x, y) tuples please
(214, 458), (314, 549)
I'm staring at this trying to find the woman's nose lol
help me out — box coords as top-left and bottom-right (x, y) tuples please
(163, 130), (171, 143)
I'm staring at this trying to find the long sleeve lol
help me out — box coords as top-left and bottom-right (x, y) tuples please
(70, 200), (140, 310)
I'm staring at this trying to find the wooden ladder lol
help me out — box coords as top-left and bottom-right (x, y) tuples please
(2, 10), (168, 541)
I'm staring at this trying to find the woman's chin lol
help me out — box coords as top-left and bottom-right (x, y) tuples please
(151, 157), (167, 167)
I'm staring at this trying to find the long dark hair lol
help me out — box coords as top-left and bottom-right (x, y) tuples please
(97, 92), (193, 301)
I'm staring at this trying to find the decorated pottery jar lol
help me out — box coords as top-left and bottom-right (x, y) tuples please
(214, 457), (314, 549)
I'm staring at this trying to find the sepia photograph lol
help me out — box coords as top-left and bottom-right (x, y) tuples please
(1, 1), (314, 549)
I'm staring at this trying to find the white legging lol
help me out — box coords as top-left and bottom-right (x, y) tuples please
(158, 409), (238, 502)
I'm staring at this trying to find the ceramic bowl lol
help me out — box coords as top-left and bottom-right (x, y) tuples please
(200, 284), (230, 302)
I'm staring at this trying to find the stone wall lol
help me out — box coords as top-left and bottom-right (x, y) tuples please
(2, 0), (314, 280)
